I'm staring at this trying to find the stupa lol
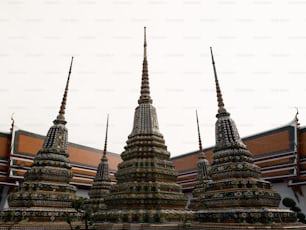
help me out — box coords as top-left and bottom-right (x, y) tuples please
(0, 58), (80, 226)
(94, 28), (192, 226)
(188, 111), (211, 210)
(86, 115), (112, 212)
(196, 48), (299, 227)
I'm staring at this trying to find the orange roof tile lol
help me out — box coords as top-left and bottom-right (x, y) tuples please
(245, 129), (290, 156)
(0, 134), (10, 159)
(14, 130), (121, 170)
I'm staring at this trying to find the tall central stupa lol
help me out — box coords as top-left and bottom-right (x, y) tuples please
(94, 28), (191, 225)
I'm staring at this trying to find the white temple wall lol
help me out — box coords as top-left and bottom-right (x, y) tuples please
(272, 182), (306, 214)
(0, 186), (9, 209)
(76, 188), (90, 198)
(184, 192), (192, 208)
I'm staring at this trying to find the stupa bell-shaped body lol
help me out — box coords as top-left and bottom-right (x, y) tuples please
(94, 28), (191, 225)
(2, 58), (79, 223)
(197, 48), (297, 225)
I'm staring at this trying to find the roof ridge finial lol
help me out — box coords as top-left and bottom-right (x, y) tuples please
(210, 47), (228, 115)
(54, 57), (73, 124)
(196, 110), (203, 152)
(103, 114), (109, 156)
(295, 107), (300, 128)
(138, 27), (152, 104)
(10, 112), (15, 131)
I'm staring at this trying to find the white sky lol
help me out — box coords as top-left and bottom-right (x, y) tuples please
(0, 0), (305, 157)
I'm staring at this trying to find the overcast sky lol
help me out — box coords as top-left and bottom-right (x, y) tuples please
(0, 0), (305, 157)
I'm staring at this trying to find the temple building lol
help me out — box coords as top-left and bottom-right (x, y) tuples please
(0, 31), (305, 229)
(0, 58), (81, 227)
(1, 114), (306, 213)
(93, 28), (192, 227)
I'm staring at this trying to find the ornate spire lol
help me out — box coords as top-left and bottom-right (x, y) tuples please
(103, 114), (109, 156)
(196, 110), (203, 152)
(130, 28), (160, 136)
(87, 114), (111, 211)
(138, 27), (152, 104)
(210, 47), (228, 116)
(96, 114), (111, 179)
(188, 110), (210, 210)
(195, 110), (208, 166)
(54, 57), (73, 125)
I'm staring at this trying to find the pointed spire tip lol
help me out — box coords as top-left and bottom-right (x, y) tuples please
(210, 47), (215, 64)
(103, 114), (109, 156)
(144, 27), (147, 47)
(69, 56), (74, 75)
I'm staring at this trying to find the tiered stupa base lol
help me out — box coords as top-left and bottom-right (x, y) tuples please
(197, 208), (297, 225)
(92, 222), (306, 230)
(94, 223), (192, 230)
(191, 223), (306, 230)
(0, 221), (82, 230)
(1, 207), (80, 223)
(188, 185), (208, 210)
(94, 209), (194, 224)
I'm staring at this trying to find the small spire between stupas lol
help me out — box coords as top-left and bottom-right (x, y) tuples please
(210, 47), (228, 115)
(196, 110), (203, 152)
(54, 57), (73, 124)
(196, 110), (206, 160)
(103, 114), (109, 157)
(138, 27), (152, 104)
